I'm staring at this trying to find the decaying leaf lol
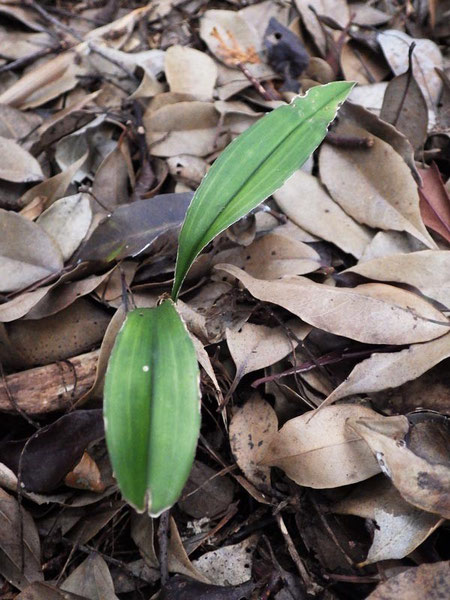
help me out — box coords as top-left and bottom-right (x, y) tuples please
(165, 45), (218, 100)
(0, 136), (43, 183)
(193, 535), (258, 586)
(418, 163), (450, 244)
(178, 460), (234, 519)
(61, 553), (119, 600)
(347, 413), (450, 519)
(229, 393), (277, 490)
(215, 264), (449, 345)
(333, 476), (442, 564)
(262, 405), (381, 488)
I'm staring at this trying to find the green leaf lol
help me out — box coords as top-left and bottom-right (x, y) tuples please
(104, 300), (201, 516)
(172, 81), (354, 299)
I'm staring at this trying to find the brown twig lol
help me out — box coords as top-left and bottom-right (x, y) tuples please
(325, 131), (374, 148)
(158, 510), (170, 586)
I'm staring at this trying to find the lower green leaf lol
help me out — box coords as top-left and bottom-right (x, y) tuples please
(104, 300), (201, 516)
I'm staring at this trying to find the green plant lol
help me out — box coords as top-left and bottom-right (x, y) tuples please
(104, 82), (354, 516)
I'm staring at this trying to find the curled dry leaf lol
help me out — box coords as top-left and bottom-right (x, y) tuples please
(261, 404), (381, 488)
(273, 170), (372, 258)
(168, 517), (210, 583)
(64, 451), (106, 493)
(366, 560), (450, 600)
(342, 250), (450, 307)
(322, 332), (450, 406)
(229, 393), (278, 490)
(178, 460), (234, 519)
(165, 45), (218, 100)
(333, 476), (442, 565)
(0, 209), (63, 293)
(193, 535), (258, 586)
(319, 123), (436, 248)
(227, 319), (311, 380)
(215, 264), (449, 345)
(347, 414), (450, 519)
(37, 193), (92, 261)
(0, 136), (43, 183)
(418, 163), (450, 244)
(360, 231), (424, 263)
(294, 0), (349, 55)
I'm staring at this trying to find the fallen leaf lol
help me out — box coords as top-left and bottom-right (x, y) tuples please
(0, 410), (104, 492)
(229, 393), (278, 490)
(161, 576), (255, 600)
(319, 123), (436, 248)
(366, 560), (450, 600)
(0, 135), (43, 183)
(0, 487), (43, 590)
(91, 144), (131, 212)
(15, 583), (88, 600)
(0, 209), (63, 293)
(227, 320), (310, 380)
(215, 264), (449, 345)
(165, 45), (217, 100)
(61, 553), (119, 600)
(178, 460), (234, 519)
(294, 0), (349, 55)
(377, 30), (443, 108)
(341, 250), (450, 307)
(418, 163), (450, 244)
(76, 192), (192, 263)
(322, 332), (450, 406)
(347, 413), (450, 519)
(193, 536), (257, 586)
(273, 170), (372, 258)
(168, 517), (210, 583)
(0, 104), (42, 140)
(37, 193), (92, 261)
(64, 452), (106, 493)
(130, 513), (159, 568)
(262, 405), (381, 488)
(360, 231), (424, 262)
(333, 476), (442, 564)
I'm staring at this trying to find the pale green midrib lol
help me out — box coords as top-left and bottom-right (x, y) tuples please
(174, 86), (348, 297)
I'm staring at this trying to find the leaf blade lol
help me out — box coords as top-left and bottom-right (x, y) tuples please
(104, 301), (201, 516)
(172, 81), (354, 299)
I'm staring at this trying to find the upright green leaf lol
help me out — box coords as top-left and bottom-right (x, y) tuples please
(104, 301), (200, 516)
(172, 81), (354, 299)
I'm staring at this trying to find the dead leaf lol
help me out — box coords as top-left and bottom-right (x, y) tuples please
(0, 136), (43, 183)
(341, 250), (450, 307)
(366, 560), (450, 600)
(319, 123), (436, 248)
(0, 104), (42, 140)
(165, 45), (217, 100)
(341, 42), (389, 86)
(161, 576), (255, 600)
(274, 170), (373, 258)
(130, 513), (159, 568)
(333, 476), (443, 564)
(418, 163), (450, 244)
(37, 193), (92, 261)
(227, 320), (310, 381)
(360, 231), (425, 262)
(377, 30), (443, 108)
(347, 414), (450, 519)
(91, 144), (131, 212)
(0, 209), (63, 293)
(16, 583), (88, 600)
(76, 192), (192, 263)
(0, 487), (43, 590)
(64, 452), (106, 493)
(193, 536), (257, 586)
(215, 264), (449, 345)
(322, 332), (450, 406)
(178, 460), (234, 519)
(168, 517), (210, 583)
(229, 393), (277, 490)
(294, 0), (349, 55)
(61, 553), (119, 600)
(262, 404), (381, 488)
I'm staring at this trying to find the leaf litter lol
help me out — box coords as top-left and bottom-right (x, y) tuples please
(0, 1), (449, 598)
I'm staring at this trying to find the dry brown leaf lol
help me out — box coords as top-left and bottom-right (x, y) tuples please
(377, 30), (443, 108)
(333, 476), (443, 564)
(343, 250), (450, 307)
(322, 332), (450, 406)
(295, 0), (349, 55)
(64, 452), (106, 493)
(0, 287), (51, 323)
(165, 45), (217, 100)
(319, 124), (436, 248)
(130, 513), (159, 568)
(0, 104), (42, 140)
(0, 209), (63, 293)
(91, 144), (131, 212)
(273, 170), (372, 258)
(366, 560), (450, 600)
(360, 231), (424, 262)
(61, 553), (119, 600)
(37, 193), (92, 261)
(341, 42), (389, 85)
(227, 320), (310, 380)
(178, 460), (234, 519)
(168, 517), (210, 583)
(348, 414), (450, 519)
(215, 264), (449, 345)
(229, 393), (277, 490)
(418, 163), (450, 244)
(0, 487), (43, 590)
(193, 535), (258, 586)
(214, 232), (322, 279)
(261, 404), (381, 488)
(0, 136), (43, 183)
